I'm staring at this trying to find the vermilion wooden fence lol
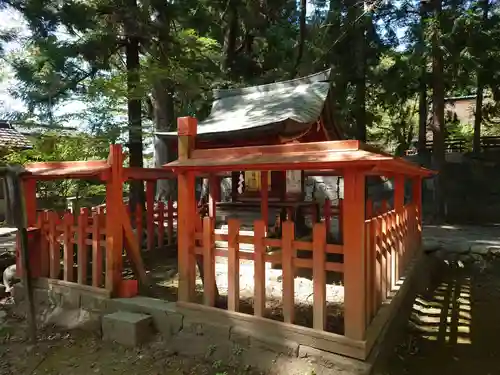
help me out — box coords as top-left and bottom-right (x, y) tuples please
(193, 216), (343, 329)
(364, 201), (418, 325)
(188, 198), (418, 336)
(32, 199), (177, 289)
(127, 200), (177, 249)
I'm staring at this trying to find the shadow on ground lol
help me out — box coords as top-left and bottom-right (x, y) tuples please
(375, 250), (500, 375)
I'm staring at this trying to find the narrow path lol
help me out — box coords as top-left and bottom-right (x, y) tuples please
(377, 225), (500, 375)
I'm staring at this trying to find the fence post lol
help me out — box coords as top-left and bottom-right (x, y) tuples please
(312, 222), (326, 330)
(92, 210), (103, 287)
(167, 199), (174, 245)
(177, 116), (197, 302)
(202, 216), (215, 306)
(227, 218), (240, 312)
(77, 208), (89, 284)
(105, 144), (124, 294)
(63, 212), (74, 282)
(394, 175), (405, 281)
(48, 211), (59, 279)
(342, 170), (366, 341)
(158, 201), (165, 248)
(282, 220), (295, 324)
(253, 220), (266, 317)
(412, 176), (422, 252)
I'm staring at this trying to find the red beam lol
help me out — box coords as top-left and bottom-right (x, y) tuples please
(123, 167), (175, 181)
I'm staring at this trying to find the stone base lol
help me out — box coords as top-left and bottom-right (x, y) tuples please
(102, 311), (154, 347)
(13, 283), (414, 374)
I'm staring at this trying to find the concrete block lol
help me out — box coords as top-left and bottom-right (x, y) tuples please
(80, 293), (108, 312)
(58, 286), (81, 309)
(108, 297), (183, 337)
(102, 311), (154, 347)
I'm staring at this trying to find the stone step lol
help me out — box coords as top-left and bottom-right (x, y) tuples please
(102, 311), (154, 347)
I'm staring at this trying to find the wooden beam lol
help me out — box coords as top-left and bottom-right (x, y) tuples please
(191, 140), (361, 160)
(343, 169), (367, 341)
(123, 167), (175, 181)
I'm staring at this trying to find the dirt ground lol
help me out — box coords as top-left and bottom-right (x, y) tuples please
(0, 300), (265, 375)
(2, 225), (500, 375)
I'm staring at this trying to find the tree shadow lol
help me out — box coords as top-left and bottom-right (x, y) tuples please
(376, 253), (500, 375)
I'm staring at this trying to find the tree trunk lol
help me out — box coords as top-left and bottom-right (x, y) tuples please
(431, 0), (446, 221)
(222, 0), (239, 74)
(153, 81), (176, 200)
(328, 0), (348, 134)
(151, 4), (176, 200)
(347, 0), (367, 142)
(474, 81), (484, 153)
(354, 4), (367, 142)
(418, 5), (428, 158)
(126, 0), (144, 210)
(473, 0), (489, 153)
(291, 0), (307, 78)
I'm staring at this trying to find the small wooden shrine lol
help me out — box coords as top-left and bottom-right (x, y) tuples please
(155, 70), (342, 208)
(164, 115), (434, 360)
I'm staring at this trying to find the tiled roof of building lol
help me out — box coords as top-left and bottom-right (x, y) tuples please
(0, 121), (32, 150)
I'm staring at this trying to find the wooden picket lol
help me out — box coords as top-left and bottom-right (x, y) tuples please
(363, 202), (419, 325)
(192, 218), (344, 331)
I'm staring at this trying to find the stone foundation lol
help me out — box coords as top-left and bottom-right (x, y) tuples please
(11, 258), (428, 375)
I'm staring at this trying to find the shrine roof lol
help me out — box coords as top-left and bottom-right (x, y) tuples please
(155, 70), (332, 139)
(164, 140), (435, 177)
(0, 121), (32, 150)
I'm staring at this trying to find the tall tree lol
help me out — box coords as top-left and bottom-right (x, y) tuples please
(431, 0), (446, 219)
(418, 1), (429, 157)
(473, 0), (490, 153)
(123, 0), (145, 207)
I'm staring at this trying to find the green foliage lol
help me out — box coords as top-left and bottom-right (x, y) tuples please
(1, 0), (500, 161)
(2, 130), (110, 199)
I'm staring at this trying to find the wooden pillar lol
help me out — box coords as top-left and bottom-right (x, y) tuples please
(394, 175), (405, 282)
(342, 169), (366, 341)
(260, 171), (269, 230)
(22, 179), (37, 227)
(412, 176), (423, 249)
(177, 116), (197, 302)
(105, 144), (124, 295)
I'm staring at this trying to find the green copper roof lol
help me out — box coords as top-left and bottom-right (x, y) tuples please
(156, 69), (332, 138)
